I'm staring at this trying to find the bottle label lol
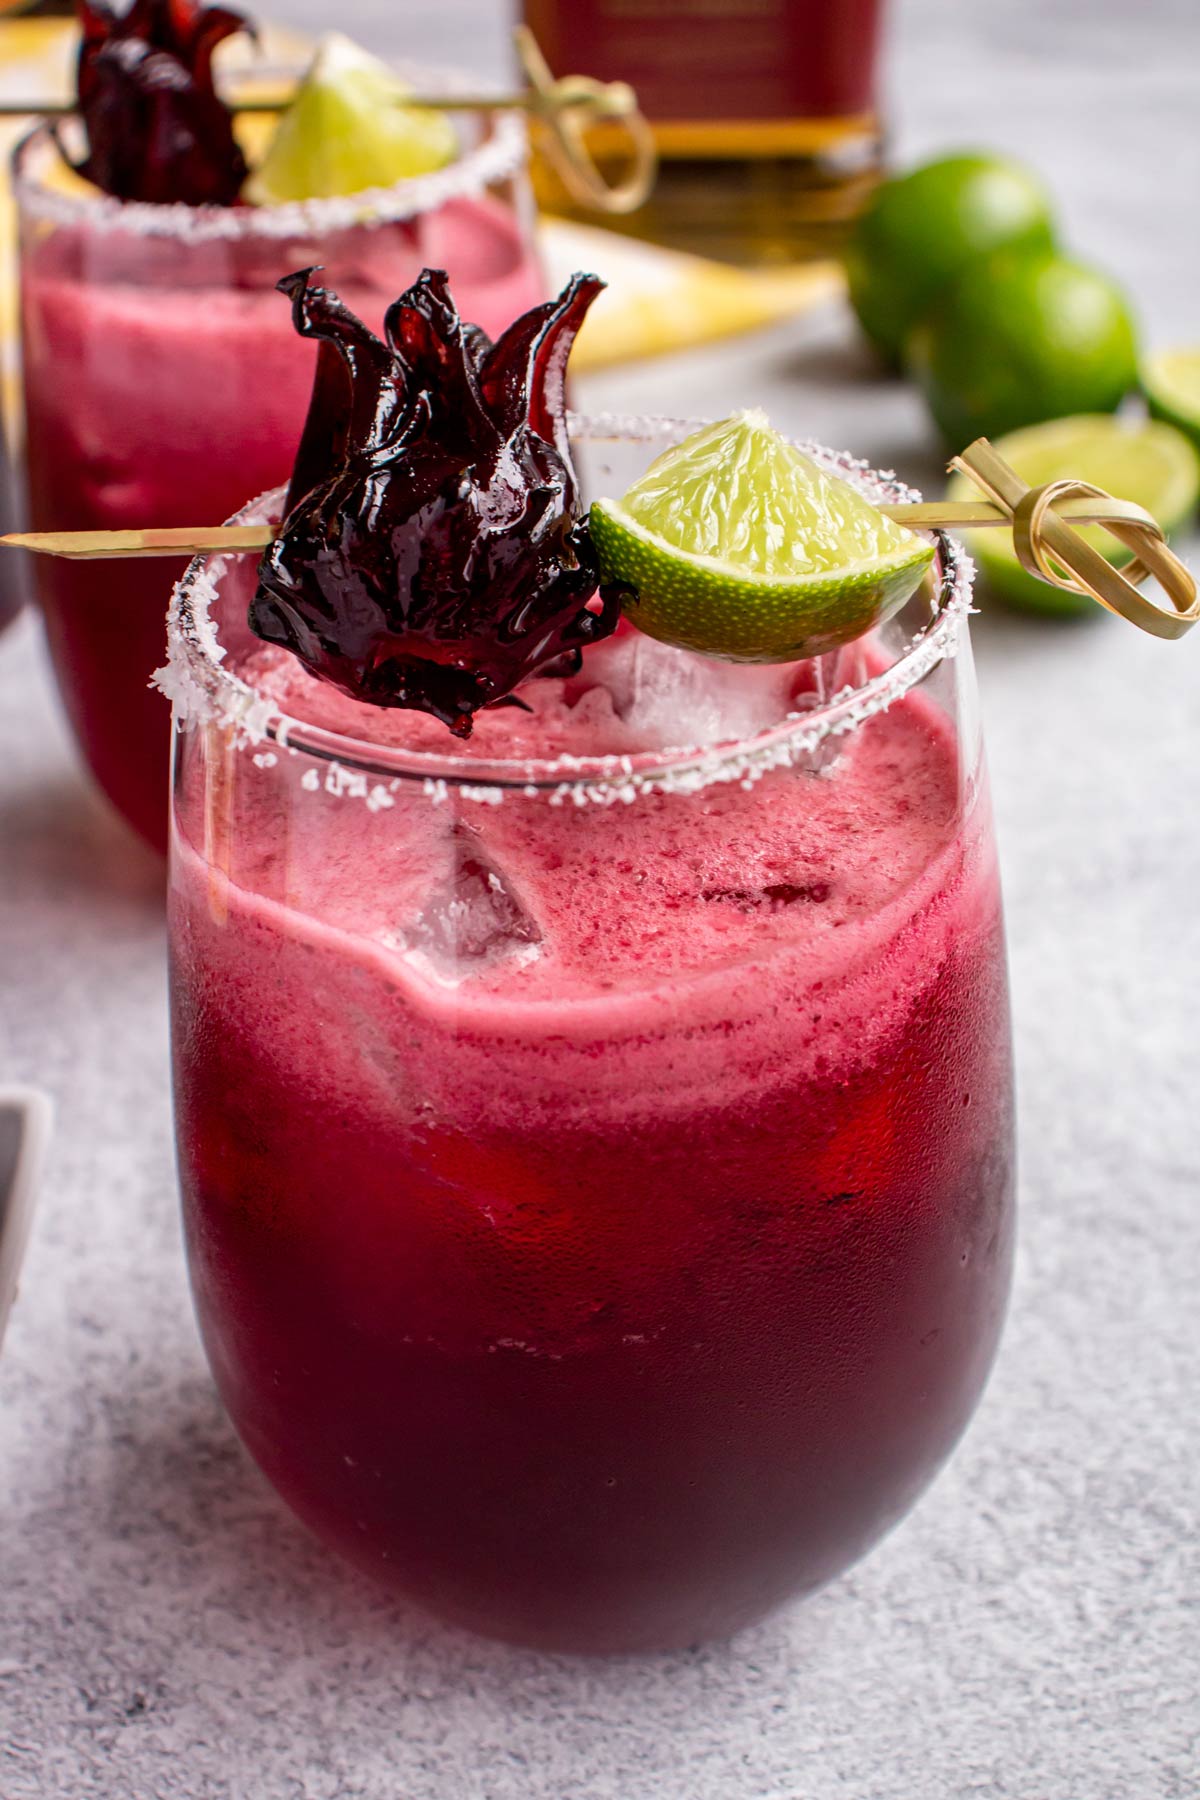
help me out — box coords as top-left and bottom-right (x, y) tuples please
(525, 0), (883, 125)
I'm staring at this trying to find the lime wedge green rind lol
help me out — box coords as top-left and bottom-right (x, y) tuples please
(590, 411), (936, 663)
(246, 33), (458, 206)
(591, 504), (934, 660)
(946, 413), (1200, 618)
(1142, 347), (1200, 454)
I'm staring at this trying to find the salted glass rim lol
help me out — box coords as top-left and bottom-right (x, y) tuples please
(161, 413), (976, 800)
(11, 66), (529, 242)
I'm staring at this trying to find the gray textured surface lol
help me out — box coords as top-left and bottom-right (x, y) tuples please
(2, 3), (1199, 1797)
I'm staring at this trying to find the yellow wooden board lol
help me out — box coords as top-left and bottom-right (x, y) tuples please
(540, 218), (842, 371)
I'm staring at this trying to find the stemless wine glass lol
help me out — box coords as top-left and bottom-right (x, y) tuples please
(14, 82), (542, 853)
(164, 422), (1016, 1654)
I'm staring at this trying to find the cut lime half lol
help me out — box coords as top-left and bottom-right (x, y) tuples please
(589, 412), (936, 662)
(1142, 348), (1200, 455)
(945, 413), (1199, 617)
(245, 33), (458, 206)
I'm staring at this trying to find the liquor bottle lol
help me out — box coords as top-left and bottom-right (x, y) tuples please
(522, 0), (887, 264)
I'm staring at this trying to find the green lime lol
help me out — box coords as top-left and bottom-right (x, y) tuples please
(909, 245), (1138, 447)
(946, 414), (1199, 616)
(589, 411), (936, 662)
(844, 152), (1056, 366)
(1142, 347), (1200, 454)
(245, 33), (458, 205)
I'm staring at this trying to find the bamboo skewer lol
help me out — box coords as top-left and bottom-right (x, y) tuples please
(0, 526), (275, 560)
(950, 437), (1198, 640)
(2, 440), (1194, 640)
(0, 497), (1158, 562)
(0, 64), (303, 116)
(0, 83), (631, 121)
(0, 99), (74, 118)
(892, 497), (1152, 531)
(0, 28), (657, 213)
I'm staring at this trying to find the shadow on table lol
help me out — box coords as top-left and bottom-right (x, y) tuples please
(968, 584), (1107, 666)
(52, 1360), (835, 1699)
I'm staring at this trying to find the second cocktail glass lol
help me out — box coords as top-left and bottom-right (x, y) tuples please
(15, 91), (543, 851)
(165, 423), (1016, 1654)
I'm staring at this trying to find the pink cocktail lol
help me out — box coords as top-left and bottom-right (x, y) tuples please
(166, 432), (1015, 1653)
(15, 112), (543, 851)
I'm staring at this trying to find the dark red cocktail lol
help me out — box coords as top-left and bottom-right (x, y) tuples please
(167, 451), (1014, 1651)
(15, 115), (542, 849)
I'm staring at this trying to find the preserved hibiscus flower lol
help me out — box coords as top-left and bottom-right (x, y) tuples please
(251, 267), (622, 737)
(74, 0), (252, 205)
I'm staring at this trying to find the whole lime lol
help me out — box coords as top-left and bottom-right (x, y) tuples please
(844, 152), (1056, 366)
(909, 246), (1138, 446)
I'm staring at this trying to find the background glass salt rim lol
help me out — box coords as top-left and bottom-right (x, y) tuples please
(11, 67), (529, 242)
(161, 414), (976, 803)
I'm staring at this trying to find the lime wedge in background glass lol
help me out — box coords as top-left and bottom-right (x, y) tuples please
(589, 411), (936, 661)
(245, 33), (458, 205)
(945, 414), (1200, 617)
(1142, 348), (1200, 455)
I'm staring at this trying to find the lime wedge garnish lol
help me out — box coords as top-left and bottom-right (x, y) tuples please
(946, 413), (1200, 616)
(589, 411), (936, 661)
(245, 33), (458, 206)
(1142, 347), (1200, 455)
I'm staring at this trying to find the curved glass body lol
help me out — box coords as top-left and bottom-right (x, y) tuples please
(166, 433), (1015, 1653)
(15, 103), (542, 852)
(0, 424), (26, 636)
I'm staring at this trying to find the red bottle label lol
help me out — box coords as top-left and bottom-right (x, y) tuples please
(525, 0), (884, 123)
